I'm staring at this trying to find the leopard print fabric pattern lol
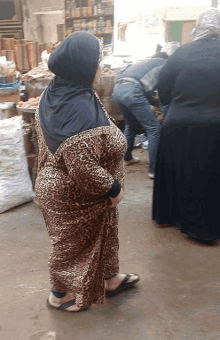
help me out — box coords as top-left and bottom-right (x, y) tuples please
(35, 104), (127, 308)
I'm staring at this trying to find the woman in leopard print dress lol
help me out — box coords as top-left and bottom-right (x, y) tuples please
(35, 32), (139, 312)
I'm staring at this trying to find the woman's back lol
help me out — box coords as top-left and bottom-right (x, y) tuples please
(173, 39), (220, 107)
(158, 38), (220, 113)
(153, 8), (220, 244)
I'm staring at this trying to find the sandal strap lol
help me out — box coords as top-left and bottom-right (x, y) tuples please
(120, 273), (139, 286)
(121, 274), (132, 286)
(57, 299), (76, 310)
(105, 273), (140, 297)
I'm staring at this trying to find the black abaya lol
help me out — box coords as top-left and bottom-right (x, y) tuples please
(152, 37), (220, 243)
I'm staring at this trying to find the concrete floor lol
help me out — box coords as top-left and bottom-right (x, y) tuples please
(1, 149), (220, 340)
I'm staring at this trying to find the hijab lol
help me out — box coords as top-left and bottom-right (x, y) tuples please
(39, 32), (110, 154)
(191, 8), (220, 41)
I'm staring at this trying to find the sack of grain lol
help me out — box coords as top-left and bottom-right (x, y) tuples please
(0, 116), (35, 213)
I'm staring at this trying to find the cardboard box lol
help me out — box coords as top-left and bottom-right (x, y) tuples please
(1, 38), (19, 51)
(15, 43), (30, 72)
(9, 38), (15, 50)
(81, 7), (87, 16)
(0, 103), (17, 119)
(29, 42), (39, 69)
(2, 38), (10, 50)
(65, 28), (72, 36)
(2, 38), (6, 50)
(81, 20), (86, 30)
(107, 0), (114, 6)
(66, 8), (71, 18)
(23, 43), (30, 71)
(88, 0), (95, 5)
(0, 89), (20, 103)
(38, 43), (47, 61)
(0, 37), (55, 72)
(106, 19), (112, 28)
(92, 21), (97, 34)
(87, 7), (93, 16)
(15, 43), (22, 71)
(46, 43), (53, 54)
(75, 7), (81, 17)
(2, 38), (15, 50)
(14, 39), (21, 47)
(20, 39), (29, 46)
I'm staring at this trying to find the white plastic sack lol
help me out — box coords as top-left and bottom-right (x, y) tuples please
(0, 116), (35, 213)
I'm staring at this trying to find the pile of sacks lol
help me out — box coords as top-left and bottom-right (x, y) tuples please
(0, 116), (35, 213)
(21, 63), (54, 80)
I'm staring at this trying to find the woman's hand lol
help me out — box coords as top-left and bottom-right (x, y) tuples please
(110, 188), (124, 207)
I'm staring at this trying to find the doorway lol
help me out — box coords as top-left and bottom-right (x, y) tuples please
(168, 21), (184, 43)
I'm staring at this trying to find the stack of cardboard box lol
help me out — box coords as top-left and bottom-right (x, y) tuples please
(66, 0), (114, 37)
(0, 38), (54, 73)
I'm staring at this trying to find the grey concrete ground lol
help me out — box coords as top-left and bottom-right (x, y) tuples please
(0, 149), (220, 340)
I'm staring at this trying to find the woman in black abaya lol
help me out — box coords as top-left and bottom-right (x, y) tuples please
(152, 8), (220, 244)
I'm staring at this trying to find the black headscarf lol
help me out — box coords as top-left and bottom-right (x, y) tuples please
(39, 32), (110, 154)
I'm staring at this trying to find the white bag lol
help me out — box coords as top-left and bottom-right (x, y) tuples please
(0, 116), (35, 213)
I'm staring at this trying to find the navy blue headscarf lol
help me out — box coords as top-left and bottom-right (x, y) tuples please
(39, 32), (109, 154)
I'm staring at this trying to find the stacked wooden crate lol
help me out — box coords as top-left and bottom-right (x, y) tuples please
(0, 38), (54, 73)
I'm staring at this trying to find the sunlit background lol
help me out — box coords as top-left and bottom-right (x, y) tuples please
(112, 0), (218, 60)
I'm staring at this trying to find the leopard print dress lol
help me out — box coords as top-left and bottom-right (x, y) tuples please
(35, 107), (127, 308)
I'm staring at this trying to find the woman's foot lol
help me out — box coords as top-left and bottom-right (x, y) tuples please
(48, 292), (82, 312)
(105, 273), (140, 291)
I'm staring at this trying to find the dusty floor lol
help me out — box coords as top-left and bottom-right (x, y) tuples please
(0, 149), (220, 340)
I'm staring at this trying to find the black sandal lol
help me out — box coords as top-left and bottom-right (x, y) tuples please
(46, 298), (89, 312)
(106, 273), (140, 297)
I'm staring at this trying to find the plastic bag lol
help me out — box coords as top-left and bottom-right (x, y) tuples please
(0, 116), (35, 213)
(0, 60), (17, 84)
